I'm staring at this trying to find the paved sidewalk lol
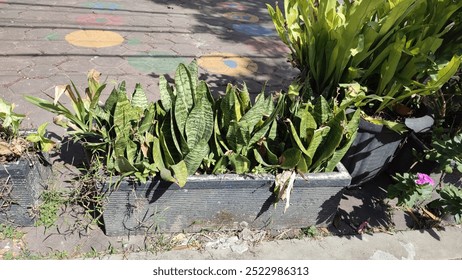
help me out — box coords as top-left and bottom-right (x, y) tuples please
(0, 0), (296, 133)
(110, 226), (462, 260)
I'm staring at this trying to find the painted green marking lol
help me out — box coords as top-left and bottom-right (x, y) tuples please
(45, 33), (60, 41)
(127, 38), (141, 45)
(95, 17), (108, 23)
(128, 51), (188, 74)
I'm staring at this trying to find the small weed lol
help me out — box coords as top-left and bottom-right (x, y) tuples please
(301, 225), (319, 238)
(2, 251), (14, 260)
(145, 234), (176, 253)
(82, 247), (100, 259)
(13, 249), (42, 260)
(0, 224), (24, 240)
(49, 250), (69, 260)
(35, 189), (67, 228)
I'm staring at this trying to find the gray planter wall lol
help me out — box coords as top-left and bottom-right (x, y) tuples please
(0, 156), (51, 226)
(102, 163), (351, 236)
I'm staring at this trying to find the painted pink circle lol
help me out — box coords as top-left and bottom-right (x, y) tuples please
(75, 14), (124, 26)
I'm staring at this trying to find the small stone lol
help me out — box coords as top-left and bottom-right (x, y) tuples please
(205, 240), (220, 249)
(231, 243), (249, 254)
(241, 228), (253, 241)
(239, 221), (249, 228)
(218, 243), (231, 250)
(172, 233), (186, 244)
(226, 236), (239, 244)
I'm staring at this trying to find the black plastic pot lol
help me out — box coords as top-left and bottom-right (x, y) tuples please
(341, 118), (403, 186)
(0, 154), (51, 226)
(101, 163), (352, 236)
(387, 110), (436, 175)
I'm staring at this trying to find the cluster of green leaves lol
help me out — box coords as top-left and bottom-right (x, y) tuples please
(155, 61), (213, 185)
(211, 84), (282, 174)
(26, 72), (162, 183)
(425, 132), (462, 174)
(388, 173), (434, 208)
(0, 97), (54, 154)
(389, 173), (462, 224)
(35, 189), (67, 229)
(27, 61), (360, 187)
(431, 184), (462, 224)
(154, 62), (359, 179)
(0, 223), (24, 240)
(0, 98), (24, 139)
(268, 0), (462, 115)
(25, 123), (55, 153)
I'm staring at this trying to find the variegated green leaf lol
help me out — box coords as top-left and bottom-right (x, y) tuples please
(325, 109), (360, 172)
(174, 64), (194, 138)
(311, 110), (346, 171)
(170, 160), (188, 187)
(187, 59), (199, 98)
(131, 83), (148, 110)
(305, 126), (331, 168)
(115, 156), (137, 173)
(279, 147), (302, 170)
(228, 153), (251, 174)
(139, 104), (155, 135)
(159, 75), (173, 112)
(184, 139), (210, 175)
(313, 96), (331, 125)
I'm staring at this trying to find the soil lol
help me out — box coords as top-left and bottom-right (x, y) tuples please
(0, 137), (30, 163)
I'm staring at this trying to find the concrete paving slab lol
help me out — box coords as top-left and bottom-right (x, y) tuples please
(99, 226), (462, 260)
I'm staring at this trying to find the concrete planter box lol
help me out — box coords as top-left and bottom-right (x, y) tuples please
(0, 155), (51, 226)
(101, 163), (351, 236)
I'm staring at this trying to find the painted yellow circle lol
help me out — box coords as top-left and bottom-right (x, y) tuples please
(198, 52), (258, 77)
(65, 30), (124, 48)
(223, 12), (259, 23)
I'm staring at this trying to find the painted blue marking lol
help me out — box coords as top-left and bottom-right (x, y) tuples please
(232, 24), (276, 36)
(223, 59), (238, 68)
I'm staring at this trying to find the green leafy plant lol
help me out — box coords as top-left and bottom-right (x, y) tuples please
(26, 61), (359, 196)
(425, 132), (462, 175)
(25, 70), (107, 143)
(0, 98), (24, 139)
(268, 0), (462, 119)
(388, 172), (434, 209)
(155, 60), (214, 185)
(211, 83), (282, 174)
(389, 172), (462, 225)
(301, 225), (319, 238)
(0, 98), (54, 160)
(35, 189), (67, 228)
(25, 123), (55, 153)
(26, 71), (161, 184)
(284, 93), (361, 173)
(433, 184), (462, 224)
(0, 223), (24, 240)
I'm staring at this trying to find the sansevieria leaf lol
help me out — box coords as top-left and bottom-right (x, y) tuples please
(131, 83), (148, 110)
(184, 139), (210, 175)
(311, 110), (346, 171)
(159, 75), (173, 112)
(325, 109), (360, 172)
(170, 160), (188, 187)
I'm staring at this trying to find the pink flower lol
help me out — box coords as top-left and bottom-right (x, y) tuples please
(415, 173), (434, 186)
